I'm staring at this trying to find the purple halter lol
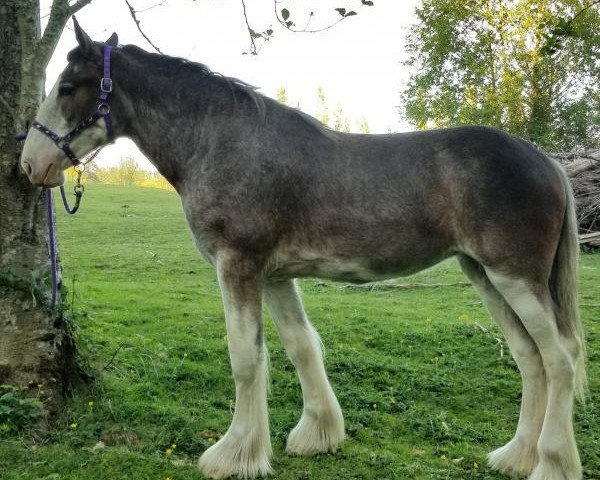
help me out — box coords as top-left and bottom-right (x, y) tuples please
(31, 45), (115, 166)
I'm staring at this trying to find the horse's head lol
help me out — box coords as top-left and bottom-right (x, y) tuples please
(20, 19), (119, 187)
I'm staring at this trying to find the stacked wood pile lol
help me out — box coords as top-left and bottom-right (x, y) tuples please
(551, 149), (600, 246)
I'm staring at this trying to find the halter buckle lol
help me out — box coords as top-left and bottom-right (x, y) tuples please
(100, 77), (113, 93)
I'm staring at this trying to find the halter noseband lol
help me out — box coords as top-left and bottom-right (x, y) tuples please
(32, 45), (115, 166)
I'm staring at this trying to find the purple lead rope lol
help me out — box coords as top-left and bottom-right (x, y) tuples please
(46, 185), (83, 308)
(46, 189), (59, 308)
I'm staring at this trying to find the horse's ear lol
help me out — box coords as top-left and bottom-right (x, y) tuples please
(73, 17), (94, 56)
(106, 32), (119, 47)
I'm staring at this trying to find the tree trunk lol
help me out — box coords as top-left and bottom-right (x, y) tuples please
(0, 1), (79, 410)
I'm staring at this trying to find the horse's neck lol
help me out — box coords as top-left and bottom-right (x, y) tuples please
(116, 65), (236, 188)
(125, 107), (189, 187)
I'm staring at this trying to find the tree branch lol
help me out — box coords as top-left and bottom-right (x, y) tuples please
(136, 0), (166, 14)
(124, 0), (163, 54)
(570, 0), (600, 24)
(241, 0), (258, 55)
(273, 0), (345, 34)
(36, 0), (75, 72)
(314, 280), (472, 291)
(69, 0), (93, 15)
(238, 1), (370, 55)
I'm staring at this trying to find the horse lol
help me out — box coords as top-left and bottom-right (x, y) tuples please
(20, 21), (585, 480)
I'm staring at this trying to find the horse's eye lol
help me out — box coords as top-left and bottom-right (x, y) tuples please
(58, 82), (75, 96)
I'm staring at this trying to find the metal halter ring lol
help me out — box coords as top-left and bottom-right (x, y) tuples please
(98, 103), (110, 114)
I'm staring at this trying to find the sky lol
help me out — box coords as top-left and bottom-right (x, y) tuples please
(41, 0), (419, 170)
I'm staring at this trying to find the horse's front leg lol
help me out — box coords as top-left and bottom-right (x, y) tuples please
(199, 251), (272, 479)
(264, 279), (344, 455)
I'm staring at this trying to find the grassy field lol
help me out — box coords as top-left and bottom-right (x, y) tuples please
(2, 183), (599, 480)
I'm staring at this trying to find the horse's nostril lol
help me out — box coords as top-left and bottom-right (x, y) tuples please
(22, 160), (33, 177)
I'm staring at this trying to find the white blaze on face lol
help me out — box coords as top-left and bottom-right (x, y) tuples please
(20, 77), (109, 187)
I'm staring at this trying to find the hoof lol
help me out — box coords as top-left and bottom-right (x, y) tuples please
(286, 407), (345, 456)
(488, 437), (538, 478)
(527, 448), (582, 480)
(527, 461), (582, 480)
(199, 431), (272, 479)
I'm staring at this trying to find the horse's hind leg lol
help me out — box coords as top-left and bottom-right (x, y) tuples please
(458, 255), (545, 477)
(198, 252), (272, 479)
(485, 267), (582, 480)
(264, 279), (345, 455)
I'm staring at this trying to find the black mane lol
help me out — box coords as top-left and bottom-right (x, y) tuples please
(118, 45), (338, 136)
(121, 44), (266, 120)
(66, 43), (338, 136)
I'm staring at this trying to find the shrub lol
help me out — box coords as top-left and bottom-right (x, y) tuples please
(0, 385), (43, 435)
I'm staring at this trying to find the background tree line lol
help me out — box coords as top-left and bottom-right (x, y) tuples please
(65, 157), (174, 190)
(401, 0), (600, 151)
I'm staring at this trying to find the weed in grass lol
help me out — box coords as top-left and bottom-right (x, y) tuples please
(0, 385), (43, 436)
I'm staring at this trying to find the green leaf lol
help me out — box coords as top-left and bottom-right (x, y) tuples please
(335, 8), (346, 17)
(553, 18), (575, 38)
(281, 8), (290, 21)
(248, 28), (262, 39)
(266, 29), (274, 36)
(346, 11), (357, 17)
(285, 21), (294, 28)
(362, 0), (374, 5)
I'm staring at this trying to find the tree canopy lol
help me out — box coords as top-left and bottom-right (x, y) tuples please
(401, 0), (600, 150)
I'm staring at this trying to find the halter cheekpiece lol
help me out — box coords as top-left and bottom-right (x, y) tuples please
(32, 45), (115, 166)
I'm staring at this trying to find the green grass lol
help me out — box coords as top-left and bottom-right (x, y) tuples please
(2, 183), (599, 480)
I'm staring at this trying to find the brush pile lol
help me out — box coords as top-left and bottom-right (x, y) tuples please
(552, 149), (600, 246)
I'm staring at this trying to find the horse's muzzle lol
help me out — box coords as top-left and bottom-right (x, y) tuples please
(21, 159), (65, 187)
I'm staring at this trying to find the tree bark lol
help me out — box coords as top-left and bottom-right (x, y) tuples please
(0, 0), (80, 410)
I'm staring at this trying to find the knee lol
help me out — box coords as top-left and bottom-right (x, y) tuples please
(562, 334), (583, 363)
(231, 348), (267, 384)
(287, 339), (319, 365)
(544, 352), (575, 383)
(283, 328), (322, 366)
(512, 341), (544, 377)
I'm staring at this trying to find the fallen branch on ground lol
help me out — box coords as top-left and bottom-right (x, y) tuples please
(580, 231), (600, 246)
(314, 280), (471, 291)
(552, 150), (600, 233)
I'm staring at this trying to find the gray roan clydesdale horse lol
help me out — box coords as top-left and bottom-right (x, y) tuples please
(21, 23), (585, 480)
